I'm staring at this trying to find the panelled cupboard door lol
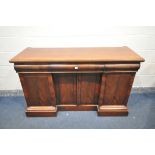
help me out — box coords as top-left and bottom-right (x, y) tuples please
(53, 73), (101, 105)
(77, 73), (101, 104)
(19, 73), (56, 107)
(53, 74), (77, 104)
(99, 73), (135, 106)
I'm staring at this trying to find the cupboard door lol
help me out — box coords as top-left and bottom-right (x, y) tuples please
(53, 73), (101, 105)
(77, 73), (101, 104)
(53, 74), (77, 104)
(19, 73), (56, 107)
(99, 73), (135, 105)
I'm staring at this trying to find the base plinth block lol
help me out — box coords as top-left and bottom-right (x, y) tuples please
(26, 106), (57, 117)
(98, 105), (128, 116)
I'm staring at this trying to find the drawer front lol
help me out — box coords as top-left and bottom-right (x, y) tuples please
(14, 64), (105, 73)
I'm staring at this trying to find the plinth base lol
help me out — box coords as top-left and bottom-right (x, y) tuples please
(26, 106), (57, 117)
(98, 105), (128, 116)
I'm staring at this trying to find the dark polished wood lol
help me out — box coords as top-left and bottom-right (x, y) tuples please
(53, 74), (77, 104)
(10, 47), (144, 117)
(77, 73), (101, 104)
(19, 73), (57, 116)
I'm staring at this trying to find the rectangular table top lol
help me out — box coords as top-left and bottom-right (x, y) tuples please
(10, 46), (144, 63)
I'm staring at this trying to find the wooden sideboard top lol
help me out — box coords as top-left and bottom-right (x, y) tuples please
(10, 46), (144, 63)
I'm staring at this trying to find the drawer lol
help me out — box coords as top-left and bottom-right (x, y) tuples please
(14, 64), (105, 72)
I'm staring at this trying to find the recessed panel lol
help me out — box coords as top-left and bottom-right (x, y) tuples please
(19, 74), (56, 106)
(102, 73), (135, 105)
(78, 73), (101, 104)
(53, 74), (77, 104)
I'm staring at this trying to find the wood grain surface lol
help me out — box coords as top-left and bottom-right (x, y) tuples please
(10, 46), (144, 63)
(10, 47), (144, 116)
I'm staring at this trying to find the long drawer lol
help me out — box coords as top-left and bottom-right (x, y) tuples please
(14, 64), (105, 73)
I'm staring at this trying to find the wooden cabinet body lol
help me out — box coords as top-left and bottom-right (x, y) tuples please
(10, 47), (144, 116)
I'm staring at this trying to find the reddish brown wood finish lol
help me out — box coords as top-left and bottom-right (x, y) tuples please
(19, 73), (57, 116)
(53, 74), (77, 104)
(77, 74), (101, 104)
(10, 47), (144, 117)
(53, 73), (101, 105)
(98, 73), (135, 116)
(57, 104), (97, 111)
(9, 47), (144, 63)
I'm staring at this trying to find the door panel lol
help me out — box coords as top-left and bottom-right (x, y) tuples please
(19, 73), (56, 106)
(53, 73), (101, 105)
(77, 73), (101, 104)
(53, 74), (77, 104)
(100, 73), (135, 105)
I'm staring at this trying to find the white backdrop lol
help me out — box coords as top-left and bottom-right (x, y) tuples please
(0, 26), (155, 90)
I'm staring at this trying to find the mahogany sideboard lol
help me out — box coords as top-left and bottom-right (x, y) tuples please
(10, 47), (144, 117)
